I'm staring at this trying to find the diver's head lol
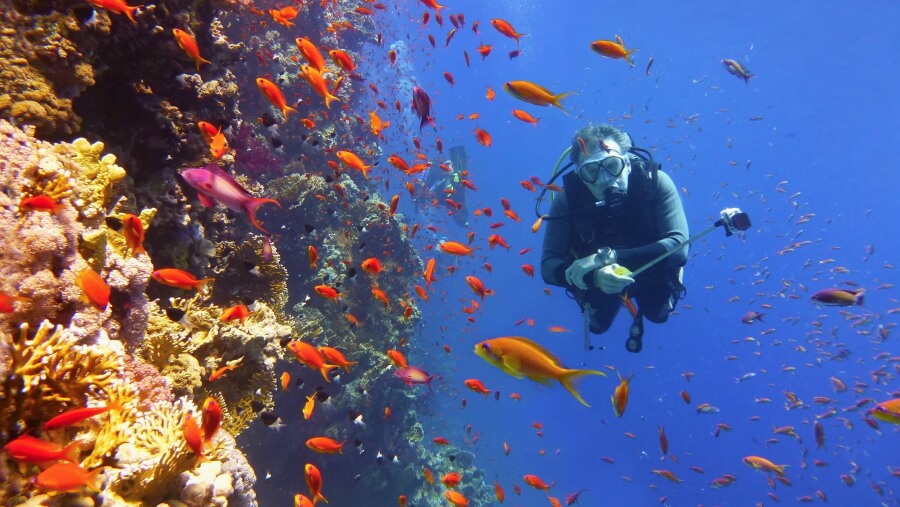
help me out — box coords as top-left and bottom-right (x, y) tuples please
(570, 124), (632, 194)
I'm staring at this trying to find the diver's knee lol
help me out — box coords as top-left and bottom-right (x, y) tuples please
(645, 311), (669, 324)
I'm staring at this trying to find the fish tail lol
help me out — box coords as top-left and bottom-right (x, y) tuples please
(324, 93), (341, 110)
(551, 92), (576, 115)
(420, 115), (437, 130)
(854, 290), (865, 306)
(314, 491), (329, 505)
(625, 48), (640, 66)
(124, 5), (142, 24)
(86, 465), (106, 492)
(63, 441), (81, 463)
(195, 56), (212, 72)
(559, 368), (605, 407)
(320, 364), (340, 382)
(194, 278), (215, 291)
(244, 198), (282, 234)
(282, 105), (299, 119)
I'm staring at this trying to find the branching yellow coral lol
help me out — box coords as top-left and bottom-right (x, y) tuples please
(59, 137), (127, 221)
(0, 320), (121, 433)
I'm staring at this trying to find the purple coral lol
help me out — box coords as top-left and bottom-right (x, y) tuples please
(231, 124), (283, 178)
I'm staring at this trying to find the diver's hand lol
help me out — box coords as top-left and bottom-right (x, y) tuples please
(593, 264), (635, 294)
(565, 254), (604, 290)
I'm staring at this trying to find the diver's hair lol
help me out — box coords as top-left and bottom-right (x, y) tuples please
(569, 124), (633, 164)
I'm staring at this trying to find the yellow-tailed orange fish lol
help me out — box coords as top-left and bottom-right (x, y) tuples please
(335, 150), (372, 178)
(302, 394), (316, 420)
(173, 29), (210, 71)
(490, 18), (525, 45)
(304, 463), (328, 505)
(590, 36), (638, 66)
(296, 37), (326, 72)
(300, 65), (340, 109)
(34, 462), (103, 493)
(474, 336), (604, 406)
(503, 80), (573, 112)
(870, 398), (900, 424)
(151, 268), (214, 291)
(256, 77), (298, 120)
(318, 346), (356, 372)
(743, 455), (788, 475)
(287, 340), (339, 382)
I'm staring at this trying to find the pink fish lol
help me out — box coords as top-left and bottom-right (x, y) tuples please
(180, 164), (281, 234)
(411, 86), (436, 130)
(741, 311), (764, 324)
(394, 365), (435, 390)
(565, 488), (589, 505)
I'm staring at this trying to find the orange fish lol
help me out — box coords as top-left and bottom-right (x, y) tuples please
(590, 36), (638, 66)
(523, 474), (554, 491)
(494, 480), (505, 501)
(294, 494), (314, 507)
(444, 491), (468, 507)
(172, 29), (210, 71)
(75, 267), (110, 311)
(474, 128), (492, 147)
(256, 77), (298, 120)
(305, 463), (328, 505)
(477, 43), (492, 60)
(300, 65), (341, 109)
(306, 436), (345, 454)
(34, 462), (103, 493)
(485, 86), (495, 101)
(269, 5), (299, 27)
(303, 394), (316, 420)
(0, 292), (29, 313)
(371, 286), (390, 307)
(387, 154), (410, 172)
(288, 340), (339, 382)
(464, 378), (492, 397)
(314, 284), (340, 300)
(335, 150), (372, 178)
(328, 49), (356, 72)
(611, 371), (633, 417)
(369, 110), (390, 138)
(44, 402), (121, 431)
(280, 371), (291, 391)
(433, 436), (450, 445)
(504, 80), (574, 112)
(424, 258), (437, 286)
(208, 356), (243, 382)
(441, 471), (462, 488)
(388, 194), (400, 215)
(439, 241), (474, 256)
(18, 194), (63, 214)
(296, 37), (326, 72)
(743, 455), (788, 475)
(3, 434), (80, 464)
(397, 495), (407, 507)
(474, 336), (605, 407)
(465, 275), (492, 300)
(197, 121), (228, 159)
(120, 213), (146, 256)
(220, 304), (252, 323)
(386, 349), (408, 368)
(308, 245), (318, 268)
(512, 109), (540, 126)
(201, 397), (222, 444)
(318, 346), (356, 372)
(184, 412), (205, 463)
(88, 0), (141, 24)
(151, 268), (214, 291)
(361, 257), (383, 274)
(490, 18), (525, 45)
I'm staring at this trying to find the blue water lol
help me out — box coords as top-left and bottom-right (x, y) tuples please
(245, 1), (900, 505)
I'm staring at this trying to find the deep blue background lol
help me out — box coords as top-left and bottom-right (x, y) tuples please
(370, 1), (900, 505)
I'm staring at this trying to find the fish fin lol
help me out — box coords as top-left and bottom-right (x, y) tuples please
(63, 441), (81, 463)
(854, 290), (865, 306)
(196, 191), (217, 208)
(559, 368), (606, 407)
(551, 92), (576, 115)
(507, 336), (565, 366)
(315, 491), (329, 504)
(282, 105), (299, 119)
(85, 465), (106, 492)
(244, 198), (281, 234)
(319, 364), (340, 382)
(324, 93), (341, 110)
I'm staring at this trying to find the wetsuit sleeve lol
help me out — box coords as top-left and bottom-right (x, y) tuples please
(615, 170), (689, 270)
(540, 193), (573, 287)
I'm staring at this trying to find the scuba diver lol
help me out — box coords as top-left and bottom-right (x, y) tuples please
(539, 124), (689, 353)
(422, 145), (470, 227)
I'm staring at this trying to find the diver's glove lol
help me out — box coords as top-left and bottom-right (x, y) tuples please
(565, 254), (605, 290)
(593, 264), (635, 294)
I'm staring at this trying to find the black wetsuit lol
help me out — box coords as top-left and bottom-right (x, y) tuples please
(540, 163), (689, 334)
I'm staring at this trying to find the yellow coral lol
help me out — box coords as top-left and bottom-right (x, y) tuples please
(62, 137), (127, 221)
(106, 208), (157, 259)
(0, 320), (121, 432)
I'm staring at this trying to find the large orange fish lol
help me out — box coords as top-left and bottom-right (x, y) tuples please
(304, 463), (328, 505)
(611, 371), (633, 417)
(296, 37), (326, 72)
(300, 65), (340, 109)
(743, 455), (788, 476)
(474, 337), (605, 407)
(151, 268), (214, 291)
(34, 462), (103, 493)
(256, 77), (298, 120)
(288, 340), (339, 382)
(335, 150), (372, 178)
(503, 80), (574, 113)
(439, 241), (474, 256)
(3, 434), (80, 464)
(173, 29), (211, 71)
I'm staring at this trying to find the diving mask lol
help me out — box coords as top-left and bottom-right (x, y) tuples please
(577, 152), (628, 184)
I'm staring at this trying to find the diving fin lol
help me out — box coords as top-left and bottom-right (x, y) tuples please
(625, 312), (644, 353)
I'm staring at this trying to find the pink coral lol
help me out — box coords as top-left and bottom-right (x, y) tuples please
(121, 355), (174, 411)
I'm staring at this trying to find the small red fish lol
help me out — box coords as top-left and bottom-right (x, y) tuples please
(76, 267), (110, 311)
(19, 194), (64, 214)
